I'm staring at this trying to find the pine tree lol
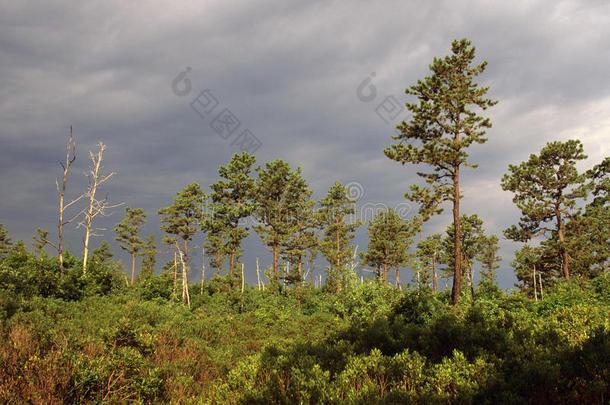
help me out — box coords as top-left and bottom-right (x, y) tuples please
(561, 155), (610, 278)
(361, 208), (415, 288)
(511, 245), (549, 298)
(360, 213), (387, 281)
(32, 228), (50, 257)
(0, 223), (13, 260)
(253, 159), (297, 278)
(501, 139), (588, 281)
(204, 223), (229, 274)
(114, 207), (147, 284)
(319, 181), (361, 293)
(158, 182), (206, 306)
(280, 168), (317, 305)
(206, 152), (256, 278)
(441, 214), (485, 300)
(568, 156), (610, 274)
(477, 235), (501, 288)
(384, 39), (497, 305)
(415, 233), (442, 292)
(587, 156), (610, 206)
(137, 233), (157, 282)
(303, 231), (320, 286)
(92, 240), (114, 264)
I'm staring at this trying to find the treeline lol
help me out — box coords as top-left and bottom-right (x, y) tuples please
(1, 39), (609, 307)
(0, 142), (607, 309)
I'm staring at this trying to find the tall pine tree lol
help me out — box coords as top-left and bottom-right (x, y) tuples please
(384, 39), (497, 305)
(253, 159), (297, 278)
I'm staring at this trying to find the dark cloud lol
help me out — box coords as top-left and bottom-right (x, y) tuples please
(1, 0), (609, 289)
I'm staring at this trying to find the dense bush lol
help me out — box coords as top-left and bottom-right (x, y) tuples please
(0, 248), (609, 403)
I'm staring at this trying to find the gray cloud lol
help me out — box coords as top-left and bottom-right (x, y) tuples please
(1, 0), (609, 288)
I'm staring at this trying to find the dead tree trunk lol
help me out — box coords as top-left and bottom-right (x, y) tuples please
(57, 126), (76, 278)
(175, 241), (190, 308)
(75, 142), (118, 275)
(182, 239), (189, 306)
(172, 251), (178, 298)
(201, 245), (206, 294)
(533, 264), (538, 302)
(256, 257), (261, 290)
(241, 263), (245, 293)
(309, 256), (314, 285)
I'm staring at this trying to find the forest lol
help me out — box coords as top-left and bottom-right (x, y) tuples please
(1, 39), (609, 404)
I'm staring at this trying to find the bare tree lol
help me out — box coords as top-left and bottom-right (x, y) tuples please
(200, 245), (206, 294)
(174, 240), (190, 307)
(71, 142), (120, 274)
(56, 127), (78, 278)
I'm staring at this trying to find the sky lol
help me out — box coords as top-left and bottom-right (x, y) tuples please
(1, 0), (609, 290)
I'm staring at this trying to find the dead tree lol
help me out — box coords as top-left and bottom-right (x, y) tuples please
(174, 240), (190, 307)
(256, 257), (261, 290)
(201, 245), (206, 294)
(56, 127), (77, 278)
(72, 142), (120, 274)
(532, 264), (538, 302)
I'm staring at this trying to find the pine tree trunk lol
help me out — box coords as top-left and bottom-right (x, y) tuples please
(557, 213), (570, 281)
(335, 225), (341, 294)
(201, 246), (205, 295)
(273, 244), (278, 278)
(297, 261), (302, 309)
(229, 251), (235, 278)
(131, 252), (136, 284)
(383, 261), (388, 283)
(396, 265), (402, 291)
(469, 265), (475, 301)
(451, 165), (462, 306)
(432, 253), (438, 292)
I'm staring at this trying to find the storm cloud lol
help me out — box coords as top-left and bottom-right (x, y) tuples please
(1, 0), (609, 289)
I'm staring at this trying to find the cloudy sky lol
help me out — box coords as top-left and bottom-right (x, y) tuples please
(1, 0), (609, 289)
